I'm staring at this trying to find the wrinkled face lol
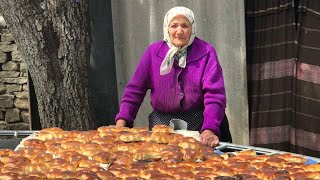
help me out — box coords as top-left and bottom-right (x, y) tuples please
(168, 15), (192, 47)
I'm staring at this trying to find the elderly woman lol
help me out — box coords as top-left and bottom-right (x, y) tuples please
(115, 6), (227, 147)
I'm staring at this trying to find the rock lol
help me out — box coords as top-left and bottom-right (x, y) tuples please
(0, 110), (4, 120)
(20, 62), (27, 72)
(13, 91), (28, 99)
(2, 61), (19, 71)
(0, 94), (14, 108)
(5, 108), (21, 123)
(1, 33), (13, 42)
(0, 71), (20, 78)
(0, 16), (6, 28)
(9, 122), (30, 130)
(22, 84), (28, 91)
(0, 51), (6, 63)
(0, 44), (17, 53)
(6, 84), (22, 92)
(14, 98), (29, 110)
(21, 110), (29, 123)
(0, 121), (10, 130)
(11, 50), (24, 62)
(0, 77), (27, 84)
(0, 83), (5, 93)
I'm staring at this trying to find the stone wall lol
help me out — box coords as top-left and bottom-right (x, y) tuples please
(0, 16), (30, 130)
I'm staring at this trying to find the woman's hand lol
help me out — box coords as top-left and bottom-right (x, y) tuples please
(116, 119), (126, 127)
(200, 129), (219, 147)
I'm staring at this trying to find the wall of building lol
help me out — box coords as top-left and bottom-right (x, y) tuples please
(0, 16), (30, 130)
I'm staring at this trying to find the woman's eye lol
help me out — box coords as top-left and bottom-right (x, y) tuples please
(170, 24), (178, 28)
(182, 24), (189, 28)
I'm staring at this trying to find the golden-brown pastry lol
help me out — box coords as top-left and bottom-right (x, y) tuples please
(275, 153), (307, 163)
(91, 151), (113, 164)
(152, 125), (174, 133)
(171, 171), (195, 180)
(45, 169), (76, 179)
(118, 131), (141, 142)
(213, 166), (235, 177)
(135, 131), (150, 142)
(265, 157), (288, 168)
(0, 149), (13, 157)
(161, 145), (183, 163)
(96, 170), (116, 179)
(0, 172), (20, 180)
(58, 150), (89, 164)
(91, 136), (117, 145)
(178, 140), (201, 150)
(78, 159), (100, 168)
(22, 139), (46, 148)
(75, 170), (101, 180)
(23, 148), (47, 159)
(194, 172), (219, 179)
(130, 127), (149, 133)
(25, 163), (48, 173)
(151, 132), (171, 144)
(303, 163), (320, 172)
(116, 170), (141, 179)
(0, 156), (30, 164)
(114, 153), (134, 165)
(8, 149), (25, 157)
(60, 140), (83, 150)
(133, 148), (162, 162)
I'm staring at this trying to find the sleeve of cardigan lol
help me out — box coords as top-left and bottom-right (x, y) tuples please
(201, 47), (227, 137)
(115, 47), (152, 127)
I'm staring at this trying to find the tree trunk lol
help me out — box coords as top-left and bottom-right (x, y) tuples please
(0, 0), (96, 130)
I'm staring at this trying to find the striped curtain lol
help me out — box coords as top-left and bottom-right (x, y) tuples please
(246, 0), (320, 157)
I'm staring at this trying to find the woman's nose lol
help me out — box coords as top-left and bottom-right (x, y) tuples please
(176, 26), (183, 34)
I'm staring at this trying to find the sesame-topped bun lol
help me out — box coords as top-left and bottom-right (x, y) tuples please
(152, 125), (174, 134)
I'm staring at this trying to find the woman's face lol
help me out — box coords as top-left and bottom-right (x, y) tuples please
(168, 15), (192, 47)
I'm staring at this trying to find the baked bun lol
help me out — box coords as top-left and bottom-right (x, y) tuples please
(152, 125), (174, 134)
(151, 132), (171, 144)
(118, 132), (141, 142)
(91, 151), (113, 164)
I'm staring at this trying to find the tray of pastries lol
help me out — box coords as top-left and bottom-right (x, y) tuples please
(0, 125), (318, 179)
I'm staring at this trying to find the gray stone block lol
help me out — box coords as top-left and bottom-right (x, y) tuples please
(13, 91), (28, 99)
(2, 61), (19, 71)
(9, 122), (30, 130)
(6, 84), (22, 92)
(0, 71), (20, 78)
(0, 94), (14, 108)
(5, 108), (21, 123)
(0, 52), (6, 63)
(14, 98), (29, 110)
(0, 77), (27, 84)
(0, 44), (17, 53)
(1, 33), (13, 42)
(21, 110), (29, 123)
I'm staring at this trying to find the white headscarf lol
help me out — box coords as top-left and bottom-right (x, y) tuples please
(160, 6), (196, 75)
